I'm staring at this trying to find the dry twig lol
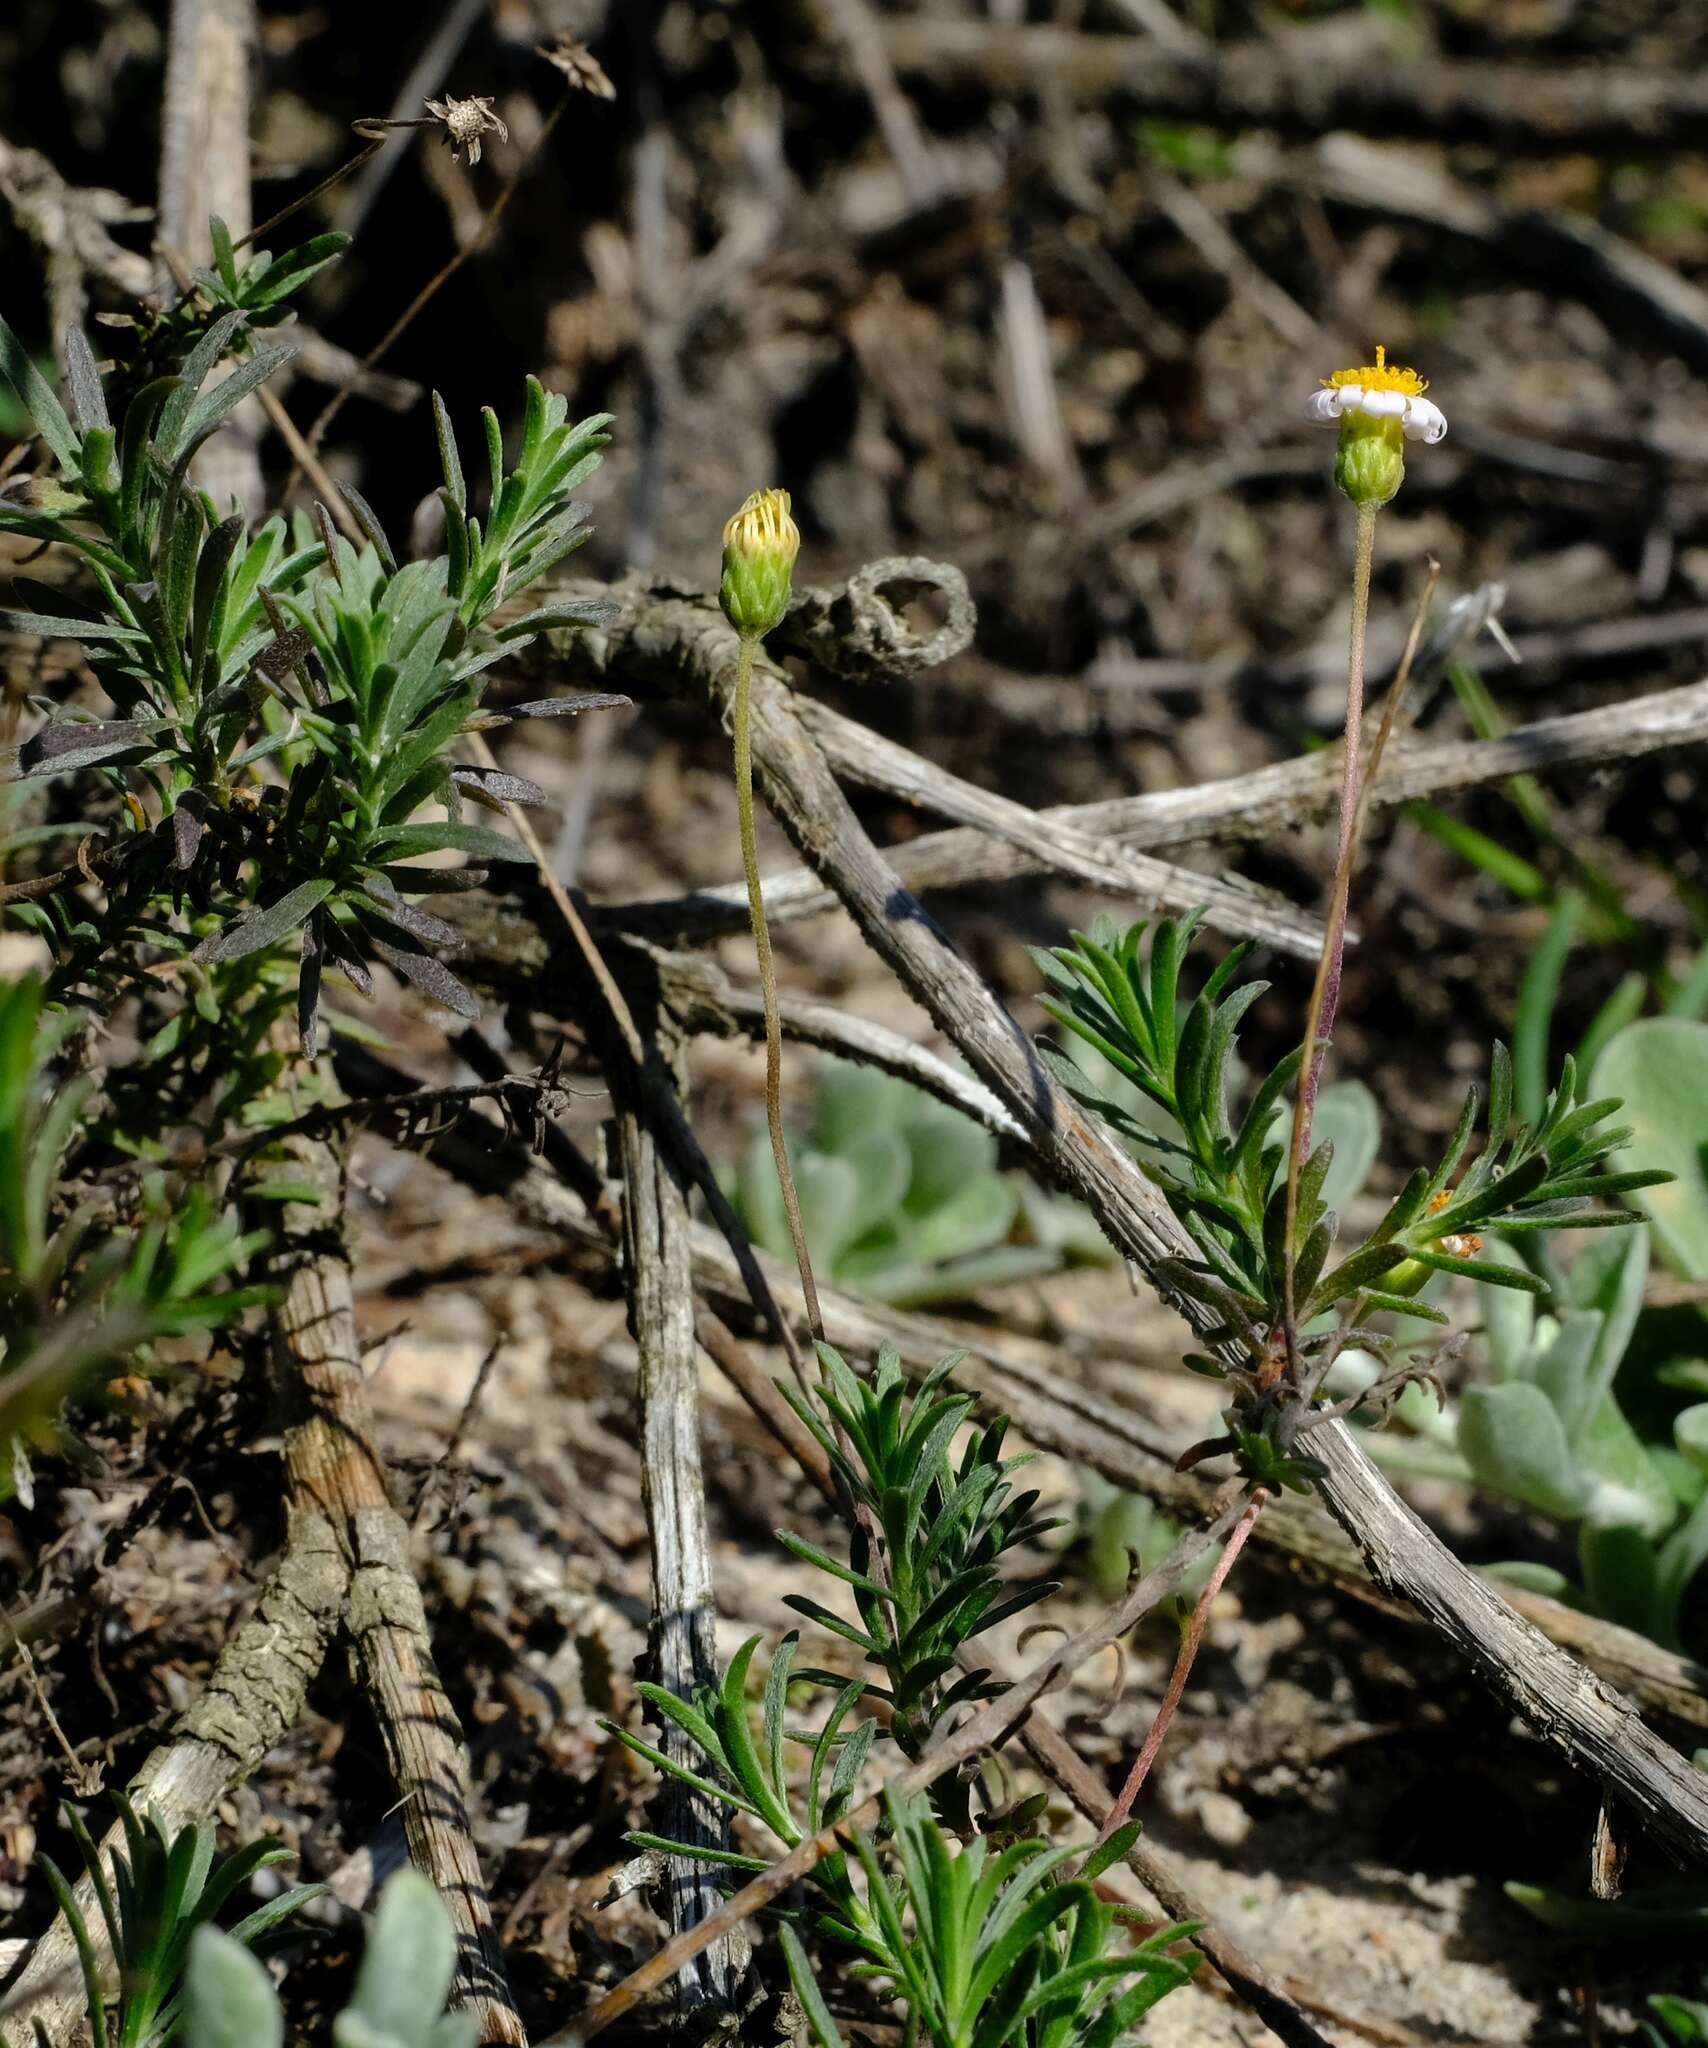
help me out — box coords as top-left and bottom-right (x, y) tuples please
(615, 1048), (749, 2012)
(705, 622), (1708, 1866)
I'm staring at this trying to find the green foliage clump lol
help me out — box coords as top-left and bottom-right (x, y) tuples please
(27, 1795), (321, 2048)
(610, 1345), (1198, 2045)
(0, 214), (627, 1481)
(184, 1867), (475, 2048)
(1, 231), (621, 1038)
(1033, 911), (1665, 1491)
(727, 1060), (1106, 1309)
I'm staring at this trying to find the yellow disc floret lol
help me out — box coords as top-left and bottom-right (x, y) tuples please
(1323, 343), (1428, 398)
(722, 487), (799, 556)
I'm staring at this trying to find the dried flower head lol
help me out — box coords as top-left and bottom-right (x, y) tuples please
(1384, 1187), (1484, 1298)
(425, 95), (509, 167)
(536, 36), (617, 99)
(1423, 1186), (1482, 1262)
(720, 487), (800, 640)
(1305, 345), (1446, 507)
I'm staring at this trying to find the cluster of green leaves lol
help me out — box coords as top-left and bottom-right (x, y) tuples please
(1035, 913), (1663, 1342)
(728, 1060), (1108, 1310)
(17, 1796), (321, 2048)
(0, 974), (264, 1500)
(1, 236), (622, 1039)
(184, 1868), (474, 2048)
(773, 1346), (1057, 1802)
(1647, 1992), (1708, 2048)
(612, 1347), (1197, 2046)
(779, 1794), (1197, 2048)
(624, 1346), (1053, 1834)
(120, 215), (351, 389)
(1345, 1015), (1708, 1648)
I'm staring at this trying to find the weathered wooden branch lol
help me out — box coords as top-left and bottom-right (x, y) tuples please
(774, 554), (976, 683)
(0, 131), (152, 344)
(159, 0), (260, 513)
(674, 615), (1708, 1865)
(555, 586), (1322, 956)
(621, 684), (1708, 948)
(643, 942), (1026, 1141)
(267, 1129), (526, 2048)
(550, 584), (1708, 950)
(615, 1047), (749, 2014)
(787, 694), (1325, 957)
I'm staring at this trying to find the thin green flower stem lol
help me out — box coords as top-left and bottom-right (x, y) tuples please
(1283, 541), (1440, 1348)
(1281, 499), (1376, 1343)
(734, 633), (825, 1344)
(1092, 1486), (1266, 1848)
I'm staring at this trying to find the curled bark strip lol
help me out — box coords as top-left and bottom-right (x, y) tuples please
(775, 555), (976, 684)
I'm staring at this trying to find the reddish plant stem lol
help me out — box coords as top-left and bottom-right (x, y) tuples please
(1306, 500), (1378, 1110)
(1094, 1488), (1268, 1846)
(1281, 499), (1376, 1342)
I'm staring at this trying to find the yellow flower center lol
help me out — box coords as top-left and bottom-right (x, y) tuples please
(1324, 343), (1427, 398)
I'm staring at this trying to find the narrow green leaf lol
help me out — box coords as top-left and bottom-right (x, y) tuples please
(779, 1923), (848, 2048)
(195, 879), (334, 964)
(0, 313), (79, 471)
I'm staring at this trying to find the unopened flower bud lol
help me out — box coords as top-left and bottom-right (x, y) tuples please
(1304, 345), (1446, 509)
(720, 488), (799, 640)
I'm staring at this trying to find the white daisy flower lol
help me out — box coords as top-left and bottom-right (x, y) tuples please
(1304, 346), (1447, 443)
(1307, 346), (1445, 505)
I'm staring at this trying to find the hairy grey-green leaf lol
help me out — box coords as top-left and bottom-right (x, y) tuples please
(196, 879), (335, 963)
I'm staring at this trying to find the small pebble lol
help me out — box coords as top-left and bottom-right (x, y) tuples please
(1197, 1791), (1252, 1850)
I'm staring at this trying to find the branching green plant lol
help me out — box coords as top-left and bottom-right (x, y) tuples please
(1323, 1014), (1708, 1645)
(0, 211), (625, 1479)
(608, 1347), (1198, 2042)
(26, 1796), (321, 2048)
(182, 1866), (475, 2048)
(1, 236), (622, 1035)
(782, 1794), (1198, 2048)
(727, 1060), (1107, 1309)
(775, 1345), (1058, 1786)
(1033, 911), (1666, 1489)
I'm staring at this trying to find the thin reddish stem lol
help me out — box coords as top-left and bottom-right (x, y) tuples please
(1095, 1489), (1268, 1847)
(1281, 499), (1376, 1341)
